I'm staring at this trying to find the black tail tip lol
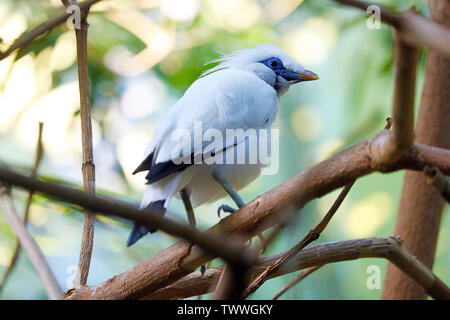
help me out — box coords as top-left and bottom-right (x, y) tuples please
(126, 200), (166, 247)
(126, 223), (149, 247)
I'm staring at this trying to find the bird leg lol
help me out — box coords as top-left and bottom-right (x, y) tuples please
(180, 188), (196, 228)
(180, 188), (206, 275)
(212, 172), (266, 251)
(212, 172), (245, 217)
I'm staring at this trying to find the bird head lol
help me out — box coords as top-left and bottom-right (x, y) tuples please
(202, 45), (319, 96)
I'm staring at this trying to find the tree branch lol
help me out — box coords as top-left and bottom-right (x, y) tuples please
(242, 181), (355, 298)
(423, 166), (450, 203)
(271, 265), (323, 300)
(0, 0), (103, 61)
(372, 32), (418, 165)
(383, 0), (450, 300)
(331, 0), (450, 58)
(0, 122), (44, 293)
(0, 165), (255, 272)
(73, 1), (95, 288)
(0, 185), (61, 299)
(143, 237), (450, 300)
(405, 143), (450, 174)
(211, 264), (248, 300)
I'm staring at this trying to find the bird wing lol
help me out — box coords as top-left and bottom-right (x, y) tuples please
(134, 68), (278, 184)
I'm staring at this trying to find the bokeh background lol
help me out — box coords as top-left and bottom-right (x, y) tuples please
(0, 0), (448, 299)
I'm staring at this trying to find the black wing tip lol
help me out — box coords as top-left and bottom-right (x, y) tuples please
(132, 152), (154, 175)
(132, 162), (149, 175)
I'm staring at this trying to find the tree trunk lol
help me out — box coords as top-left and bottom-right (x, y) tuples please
(382, 0), (450, 300)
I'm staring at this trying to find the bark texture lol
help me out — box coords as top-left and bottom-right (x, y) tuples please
(383, 0), (450, 300)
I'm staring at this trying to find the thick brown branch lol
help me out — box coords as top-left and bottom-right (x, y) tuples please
(331, 0), (450, 58)
(405, 143), (450, 174)
(211, 264), (248, 300)
(143, 237), (450, 300)
(0, 166), (255, 273)
(0, 185), (61, 299)
(0, 0), (103, 61)
(0, 122), (44, 292)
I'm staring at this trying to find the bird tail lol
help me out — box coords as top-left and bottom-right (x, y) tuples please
(127, 175), (182, 246)
(126, 200), (166, 247)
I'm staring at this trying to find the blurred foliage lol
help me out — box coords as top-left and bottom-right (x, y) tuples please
(0, 0), (448, 300)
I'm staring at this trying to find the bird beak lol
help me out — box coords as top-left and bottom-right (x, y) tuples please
(279, 69), (319, 83)
(295, 69), (319, 82)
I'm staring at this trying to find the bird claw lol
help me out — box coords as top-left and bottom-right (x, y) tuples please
(217, 204), (237, 217)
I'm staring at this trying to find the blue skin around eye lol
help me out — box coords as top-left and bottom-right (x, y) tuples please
(259, 57), (284, 70)
(259, 57), (300, 82)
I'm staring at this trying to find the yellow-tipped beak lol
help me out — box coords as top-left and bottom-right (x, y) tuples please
(297, 70), (319, 81)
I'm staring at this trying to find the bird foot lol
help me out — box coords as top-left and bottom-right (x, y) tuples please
(217, 204), (237, 217)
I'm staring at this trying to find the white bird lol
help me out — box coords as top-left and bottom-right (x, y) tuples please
(127, 45), (318, 246)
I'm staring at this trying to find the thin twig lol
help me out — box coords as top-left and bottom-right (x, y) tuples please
(143, 237), (450, 300)
(74, 4), (95, 287)
(0, 166), (255, 270)
(424, 166), (450, 203)
(0, 185), (61, 299)
(242, 181), (355, 298)
(0, 0), (103, 61)
(0, 122), (44, 293)
(272, 265), (323, 300)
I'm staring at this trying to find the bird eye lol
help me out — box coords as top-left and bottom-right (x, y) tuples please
(260, 57), (283, 70)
